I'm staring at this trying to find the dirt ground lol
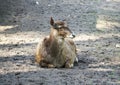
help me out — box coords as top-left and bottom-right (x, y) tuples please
(0, 0), (120, 85)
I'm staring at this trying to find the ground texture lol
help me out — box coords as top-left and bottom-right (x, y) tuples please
(0, 0), (120, 85)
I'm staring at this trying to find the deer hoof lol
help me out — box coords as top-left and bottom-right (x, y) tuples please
(65, 63), (74, 68)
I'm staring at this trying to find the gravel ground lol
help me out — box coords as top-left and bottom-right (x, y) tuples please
(0, 0), (120, 85)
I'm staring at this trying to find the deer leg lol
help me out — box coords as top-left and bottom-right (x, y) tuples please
(65, 62), (73, 68)
(40, 60), (55, 68)
(47, 64), (56, 68)
(65, 58), (74, 68)
(39, 61), (48, 67)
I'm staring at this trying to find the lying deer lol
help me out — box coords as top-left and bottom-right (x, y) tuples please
(35, 17), (78, 68)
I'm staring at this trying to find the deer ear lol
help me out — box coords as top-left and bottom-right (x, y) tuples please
(64, 21), (68, 27)
(50, 17), (54, 26)
(62, 19), (67, 26)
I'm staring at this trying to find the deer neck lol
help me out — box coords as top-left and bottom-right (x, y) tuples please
(49, 28), (64, 56)
(50, 28), (59, 41)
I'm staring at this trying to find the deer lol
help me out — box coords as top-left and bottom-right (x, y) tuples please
(35, 17), (78, 68)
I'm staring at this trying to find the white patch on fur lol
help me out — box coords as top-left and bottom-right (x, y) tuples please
(70, 64), (74, 67)
(58, 25), (62, 28)
(75, 57), (78, 63)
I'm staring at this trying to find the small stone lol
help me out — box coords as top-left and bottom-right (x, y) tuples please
(36, 1), (39, 5)
(48, 4), (51, 6)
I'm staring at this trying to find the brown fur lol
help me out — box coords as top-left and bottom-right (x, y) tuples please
(35, 17), (77, 68)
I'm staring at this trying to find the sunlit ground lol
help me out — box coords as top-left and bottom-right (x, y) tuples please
(0, 0), (120, 84)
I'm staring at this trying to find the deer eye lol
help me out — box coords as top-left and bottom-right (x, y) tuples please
(53, 24), (58, 29)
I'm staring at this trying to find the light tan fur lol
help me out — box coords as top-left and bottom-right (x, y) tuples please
(35, 17), (77, 68)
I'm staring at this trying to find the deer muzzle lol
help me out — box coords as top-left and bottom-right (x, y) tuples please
(67, 32), (76, 38)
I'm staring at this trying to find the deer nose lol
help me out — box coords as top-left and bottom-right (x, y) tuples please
(68, 33), (76, 38)
(71, 32), (76, 38)
(72, 34), (75, 38)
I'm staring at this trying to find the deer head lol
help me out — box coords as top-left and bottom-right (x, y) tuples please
(50, 17), (75, 38)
